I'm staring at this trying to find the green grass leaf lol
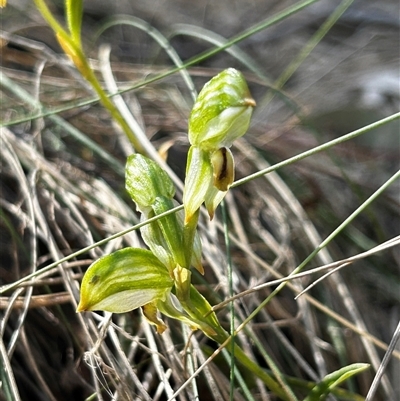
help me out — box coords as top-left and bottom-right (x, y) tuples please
(303, 363), (370, 401)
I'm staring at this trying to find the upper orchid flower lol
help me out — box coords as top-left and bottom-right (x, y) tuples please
(183, 68), (255, 223)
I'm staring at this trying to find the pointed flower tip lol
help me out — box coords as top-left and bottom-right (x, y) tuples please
(76, 302), (87, 313)
(184, 201), (199, 226)
(184, 213), (193, 226)
(142, 303), (168, 334)
(244, 97), (256, 107)
(194, 263), (205, 275)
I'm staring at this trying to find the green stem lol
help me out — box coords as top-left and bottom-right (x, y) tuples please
(33, 0), (67, 35)
(177, 285), (290, 399)
(221, 201), (236, 400)
(66, 0), (83, 45)
(213, 328), (366, 400)
(197, 321), (290, 399)
(249, 330), (299, 401)
(82, 63), (146, 153)
(232, 343), (290, 400)
(33, 0), (145, 153)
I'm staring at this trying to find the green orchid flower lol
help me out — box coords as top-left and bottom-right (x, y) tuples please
(126, 154), (203, 274)
(76, 248), (173, 319)
(183, 68), (255, 224)
(76, 245), (228, 337)
(76, 247), (222, 336)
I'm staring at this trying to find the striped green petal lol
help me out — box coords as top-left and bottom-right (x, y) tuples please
(140, 213), (177, 273)
(183, 146), (213, 224)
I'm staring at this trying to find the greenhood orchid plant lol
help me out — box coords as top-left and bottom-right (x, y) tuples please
(1, 1), (371, 397)
(76, 69), (368, 400)
(77, 69), (256, 340)
(77, 68), (255, 331)
(77, 153), (219, 337)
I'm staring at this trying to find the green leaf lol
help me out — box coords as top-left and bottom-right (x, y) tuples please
(188, 68), (255, 150)
(77, 248), (173, 313)
(303, 363), (370, 401)
(125, 154), (175, 212)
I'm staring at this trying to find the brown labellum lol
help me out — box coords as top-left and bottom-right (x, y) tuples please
(211, 147), (234, 192)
